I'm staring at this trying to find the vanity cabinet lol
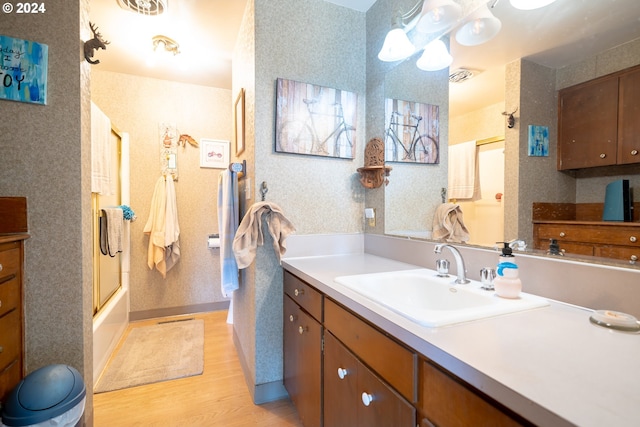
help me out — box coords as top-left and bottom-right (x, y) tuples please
(283, 270), (532, 427)
(0, 235), (27, 402)
(558, 65), (640, 170)
(283, 272), (323, 427)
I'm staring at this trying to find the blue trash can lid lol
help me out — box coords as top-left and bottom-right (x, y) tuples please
(1, 364), (86, 426)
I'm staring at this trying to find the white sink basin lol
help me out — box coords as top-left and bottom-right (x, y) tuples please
(334, 269), (549, 327)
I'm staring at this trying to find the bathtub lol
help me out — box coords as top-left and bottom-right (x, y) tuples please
(93, 281), (129, 387)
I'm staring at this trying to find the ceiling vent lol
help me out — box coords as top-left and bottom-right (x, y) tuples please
(449, 68), (482, 83)
(117, 0), (167, 16)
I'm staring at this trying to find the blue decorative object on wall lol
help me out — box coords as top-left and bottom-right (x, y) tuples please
(527, 125), (549, 156)
(0, 35), (48, 105)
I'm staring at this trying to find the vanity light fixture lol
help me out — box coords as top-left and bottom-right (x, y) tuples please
(509, 0), (557, 10)
(416, 0), (462, 34)
(378, 16), (416, 62)
(416, 39), (453, 71)
(152, 35), (180, 56)
(455, 3), (502, 46)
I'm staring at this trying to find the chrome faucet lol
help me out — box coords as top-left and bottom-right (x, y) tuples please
(434, 244), (470, 284)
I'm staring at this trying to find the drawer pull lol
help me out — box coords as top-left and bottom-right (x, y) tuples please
(0, 346), (3, 353)
(361, 392), (374, 407)
(0, 263), (2, 272)
(559, 232), (566, 238)
(631, 150), (638, 156)
(599, 153), (606, 159)
(630, 255), (638, 264)
(294, 288), (304, 297)
(630, 236), (637, 243)
(337, 367), (348, 379)
(0, 274), (16, 286)
(288, 314), (296, 323)
(298, 325), (308, 335)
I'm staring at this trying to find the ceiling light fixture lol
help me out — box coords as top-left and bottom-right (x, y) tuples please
(455, 3), (502, 46)
(416, 39), (453, 71)
(152, 35), (180, 56)
(116, 0), (167, 16)
(509, 0), (557, 10)
(416, 0), (462, 34)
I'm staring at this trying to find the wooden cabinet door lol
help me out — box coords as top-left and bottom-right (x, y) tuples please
(558, 77), (618, 170)
(324, 331), (415, 427)
(323, 331), (359, 427)
(283, 295), (322, 427)
(617, 67), (640, 165)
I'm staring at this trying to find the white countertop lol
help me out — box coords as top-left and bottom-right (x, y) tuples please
(282, 253), (640, 427)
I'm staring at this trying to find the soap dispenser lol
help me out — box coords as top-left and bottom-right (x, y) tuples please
(494, 242), (522, 299)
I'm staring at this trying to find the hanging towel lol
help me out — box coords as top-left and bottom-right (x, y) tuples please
(164, 174), (181, 273)
(91, 102), (112, 195)
(101, 208), (123, 256)
(432, 203), (470, 243)
(217, 170), (239, 298)
(144, 176), (168, 278)
(233, 202), (296, 269)
(448, 140), (480, 200)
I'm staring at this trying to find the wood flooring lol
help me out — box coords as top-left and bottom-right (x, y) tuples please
(93, 310), (303, 427)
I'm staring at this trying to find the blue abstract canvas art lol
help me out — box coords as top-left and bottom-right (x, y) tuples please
(0, 35), (49, 105)
(528, 125), (549, 157)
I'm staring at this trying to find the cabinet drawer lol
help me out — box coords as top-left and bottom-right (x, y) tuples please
(0, 308), (22, 376)
(0, 247), (20, 283)
(0, 274), (20, 318)
(0, 357), (21, 403)
(419, 359), (527, 427)
(536, 223), (640, 246)
(284, 271), (322, 321)
(325, 298), (416, 402)
(595, 245), (639, 263)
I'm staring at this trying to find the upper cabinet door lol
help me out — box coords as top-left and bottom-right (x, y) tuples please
(617, 67), (640, 165)
(558, 76), (619, 170)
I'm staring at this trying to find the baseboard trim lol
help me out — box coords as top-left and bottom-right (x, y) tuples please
(233, 328), (288, 405)
(129, 301), (230, 322)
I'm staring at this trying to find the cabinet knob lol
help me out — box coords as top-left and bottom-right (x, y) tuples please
(337, 368), (348, 379)
(361, 392), (374, 407)
(599, 153), (606, 159)
(631, 150), (638, 156)
(0, 264), (3, 272)
(298, 325), (308, 335)
(0, 346), (3, 354)
(630, 255), (638, 264)
(294, 288), (304, 297)
(289, 314), (296, 322)
(559, 232), (566, 238)
(630, 236), (637, 243)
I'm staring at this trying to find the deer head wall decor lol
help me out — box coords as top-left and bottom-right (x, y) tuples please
(502, 108), (518, 129)
(84, 22), (110, 65)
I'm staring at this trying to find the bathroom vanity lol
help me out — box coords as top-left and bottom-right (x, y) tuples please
(281, 244), (640, 427)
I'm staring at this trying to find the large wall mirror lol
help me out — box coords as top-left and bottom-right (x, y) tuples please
(374, 0), (640, 269)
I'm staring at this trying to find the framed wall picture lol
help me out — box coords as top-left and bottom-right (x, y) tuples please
(383, 98), (439, 164)
(200, 139), (229, 168)
(234, 88), (245, 156)
(275, 78), (357, 159)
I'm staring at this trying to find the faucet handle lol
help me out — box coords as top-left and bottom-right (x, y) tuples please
(436, 259), (450, 277)
(480, 267), (496, 290)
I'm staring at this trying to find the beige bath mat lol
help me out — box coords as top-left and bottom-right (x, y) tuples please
(95, 318), (204, 393)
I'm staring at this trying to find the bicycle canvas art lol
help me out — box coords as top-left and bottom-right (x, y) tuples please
(275, 78), (357, 159)
(384, 98), (440, 164)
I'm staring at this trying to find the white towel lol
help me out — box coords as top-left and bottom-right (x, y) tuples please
(102, 208), (123, 256)
(448, 140), (480, 200)
(91, 102), (112, 195)
(144, 176), (168, 278)
(164, 174), (180, 273)
(232, 202), (296, 269)
(217, 170), (239, 298)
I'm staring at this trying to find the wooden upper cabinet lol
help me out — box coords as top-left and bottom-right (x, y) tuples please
(617, 67), (640, 164)
(558, 64), (640, 170)
(558, 76), (618, 170)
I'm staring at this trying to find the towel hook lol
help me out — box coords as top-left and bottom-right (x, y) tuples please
(260, 181), (268, 201)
